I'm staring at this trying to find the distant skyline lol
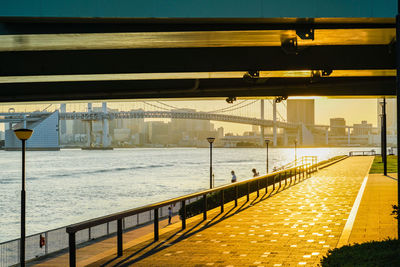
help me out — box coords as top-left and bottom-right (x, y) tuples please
(204, 98), (381, 134)
(0, 98), (384, 134)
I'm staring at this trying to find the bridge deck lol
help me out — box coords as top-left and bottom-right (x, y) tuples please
(31, 156), (380, 266)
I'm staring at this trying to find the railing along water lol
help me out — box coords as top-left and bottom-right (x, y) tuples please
(349, 150), (376, 156)
(0, 156), (320, 267)
(65, 156), (318, 267)
(0, 201), (187, 267)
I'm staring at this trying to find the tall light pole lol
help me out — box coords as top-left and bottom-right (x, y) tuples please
(14, 128), (33, 267)
(265, 139), (270, 173)
(294, 139), (298, 162)
(207, 137), (215, 189)
(380, 98), (387, 176)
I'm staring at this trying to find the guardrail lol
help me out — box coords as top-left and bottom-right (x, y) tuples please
(349, 150), (376, 156)
(0, 199), (188, 267)
(1, 156), (322, 267)
(276, 156), (318, 171)
(66, 156), (318, 267)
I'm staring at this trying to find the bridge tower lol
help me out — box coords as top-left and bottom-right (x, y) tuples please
(273, 100), (277, 146)
(86, 103), (93, 147)
(60, 103), (67, 143)
(102, 102), (110, 147)
(260, 99), (264, 146)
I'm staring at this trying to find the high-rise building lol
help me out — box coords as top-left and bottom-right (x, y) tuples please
(377, 98), (396, 135)
(330, 118), (346, 136)
(353, 120), (372, 136)
(287, 99), (315, 125)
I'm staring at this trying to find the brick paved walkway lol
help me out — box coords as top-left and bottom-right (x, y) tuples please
(84, 156), (373, 267)
(348, 173), (398, 244)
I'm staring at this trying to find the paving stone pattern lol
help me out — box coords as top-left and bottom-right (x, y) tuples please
(349, 173), (398, 244)
(89, 156), (373, 267)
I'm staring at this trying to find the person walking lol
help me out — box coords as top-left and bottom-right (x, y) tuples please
(168, 206), (172, 224)
(252, 168), (259, 177)
(231, 170), (237, 183)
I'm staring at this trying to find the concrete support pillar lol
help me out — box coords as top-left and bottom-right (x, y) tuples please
(260, 100), (265, 146)
(347, 127), (351, 145)
(23, 115), (27, 128)
(273, 100), (277, 146)
(102, 102), (109, 147)
(86, 121), (92, 147)
(87, 103), (92, 113)
(60, 103), (67, 135)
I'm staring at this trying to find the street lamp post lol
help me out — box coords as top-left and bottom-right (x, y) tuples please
(14, 128), (33, 267)
(264, 139), (270, 173)
(207, 137), (215, 189)
(380, 98), (387, 176)
(294, 139), (298, 163)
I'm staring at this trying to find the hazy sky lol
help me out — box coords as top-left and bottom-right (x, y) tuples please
(0, 98), (382, 134)
(212, 98), (380, 134)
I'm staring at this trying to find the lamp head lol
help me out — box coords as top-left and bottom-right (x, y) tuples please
(264, 139), (270, 144)
(14, 128), (33, 141)
(207, 137), (215, 144)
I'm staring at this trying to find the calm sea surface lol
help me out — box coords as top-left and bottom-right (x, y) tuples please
(0, 147), (377, 242)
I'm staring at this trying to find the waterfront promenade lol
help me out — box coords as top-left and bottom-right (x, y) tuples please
(33, 156), (390, 266)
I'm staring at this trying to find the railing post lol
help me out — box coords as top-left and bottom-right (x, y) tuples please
(235, 186), (238, 207)
(69, 232), (76, 267)
(181, 200), (186, 229)
(279, 172), (281, 188)
(257, 180), (259, 198)
(265, 176), (268, 194)
(285, 171), (287, 186)
(221, 190), (224, 213)
(117, 219), (123, 257)
(247, 182), (250, 202)
(203, 194), (207, 220)
(289, 169), (292, 184)
(88, 227), (91, 240)
(273, 175), (275, 191)
(45, 232), (48, 255)
(154, 208), (159, 241)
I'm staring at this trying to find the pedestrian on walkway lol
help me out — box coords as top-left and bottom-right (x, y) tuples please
(168, 206), (172, 224)
(231, 170), (237, 183)
(252, 168), (259, 177)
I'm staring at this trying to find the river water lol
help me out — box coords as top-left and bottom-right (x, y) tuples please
(0, 147), (377, 242)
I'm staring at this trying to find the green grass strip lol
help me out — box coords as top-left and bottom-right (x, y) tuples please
(369, 155), (398, 174)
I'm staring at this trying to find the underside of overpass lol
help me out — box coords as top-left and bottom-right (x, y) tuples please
(0, 16), (397, 102)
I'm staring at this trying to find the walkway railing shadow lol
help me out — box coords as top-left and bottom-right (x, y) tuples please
(65, 156), (319, 267)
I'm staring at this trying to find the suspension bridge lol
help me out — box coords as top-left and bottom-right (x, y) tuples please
(0, 99), (300, 147)
(1, 99), (371, 149)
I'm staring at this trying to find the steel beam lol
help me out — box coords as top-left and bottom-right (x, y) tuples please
(0, 77), (394, 102)
(0, 45), (394, 76)
(0, 17), (396, 35)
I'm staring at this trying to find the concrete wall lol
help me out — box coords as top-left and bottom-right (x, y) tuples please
(0, 0), (396, 18)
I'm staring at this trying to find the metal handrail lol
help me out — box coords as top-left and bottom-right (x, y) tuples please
(65, 156), (318, 267)
(349, 150), (376, 156)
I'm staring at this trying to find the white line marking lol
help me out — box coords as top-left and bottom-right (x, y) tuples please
(336, 157), (374, 247)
